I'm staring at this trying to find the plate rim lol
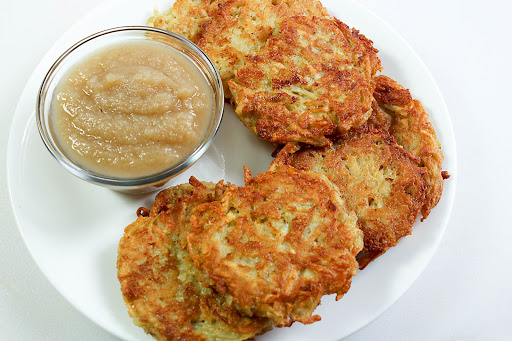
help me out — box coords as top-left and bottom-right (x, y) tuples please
(6, 0), (457, 340)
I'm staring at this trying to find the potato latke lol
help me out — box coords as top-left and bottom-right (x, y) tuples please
(147, 0), (222, 42)
(117, 180), (272, 341)
(274, 128), (428, 269)
(186, 164), (363, 327)
(228, 16), (381, 146)
(368, 75), (445, 219)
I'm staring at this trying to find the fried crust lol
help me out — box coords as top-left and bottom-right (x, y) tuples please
(368, 75), (445, 219)
(274, 128), (428, 269)
(147, 0), (224, 42)
(117, 179), (272, 341)
(196, 0), (329, 96)
(187, 164), (363, 327)
(228, 16), (381, 146)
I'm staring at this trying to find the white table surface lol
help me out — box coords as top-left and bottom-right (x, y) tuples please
(1, 0), (511, 340)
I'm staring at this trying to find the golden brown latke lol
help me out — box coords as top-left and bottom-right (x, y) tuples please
(367, 75), (445, 219)
(196, 0), (329, 96)
(274, 128), (428, 269)
(147, 0), (223, 43)
(117, 180), (272, 341)
(228, 15), (381, 146)
(186, 164), (363, 327)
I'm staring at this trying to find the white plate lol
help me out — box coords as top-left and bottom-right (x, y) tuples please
(7, 0), (457, 340)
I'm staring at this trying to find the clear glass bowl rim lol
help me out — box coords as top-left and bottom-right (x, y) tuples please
(36, 26), (224, 188)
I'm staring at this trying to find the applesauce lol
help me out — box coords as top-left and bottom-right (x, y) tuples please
(50, 39), (213, 178)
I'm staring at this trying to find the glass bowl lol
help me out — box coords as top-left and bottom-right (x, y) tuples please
(36, 26), (224, 193)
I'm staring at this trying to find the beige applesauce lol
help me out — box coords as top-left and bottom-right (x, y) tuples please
(50, 40), (213, 178)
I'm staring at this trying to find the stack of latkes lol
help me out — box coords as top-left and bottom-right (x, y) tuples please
(116, 0), (448, 339)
